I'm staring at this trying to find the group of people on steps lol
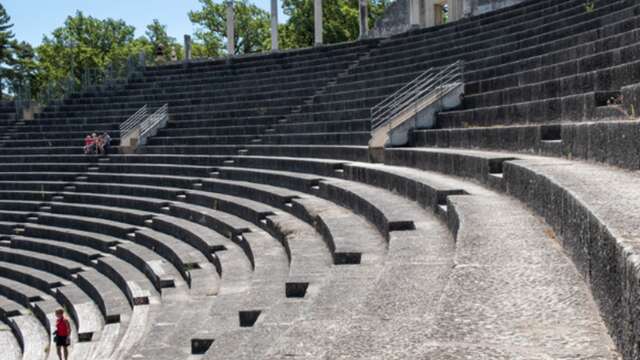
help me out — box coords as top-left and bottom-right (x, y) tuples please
(83, 132), (111, 155)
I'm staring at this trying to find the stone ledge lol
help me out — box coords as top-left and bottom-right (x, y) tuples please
(411, 119), (640, 171)
(386, 146), (640, 358)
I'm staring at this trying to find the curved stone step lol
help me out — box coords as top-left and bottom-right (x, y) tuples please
(81, 170), (389, 245)
(0, 193), (246, 289)
(0, 296), (23, 318)
(211, 166), (417, 237)
(241, 230), (289, 283)
(104, 303), (150, 360)
(0, 159), (438, 268)
(0, 277), (59, 345)
(417, 193), (617, 358)
(0, 186), (322, 290)
(0, 197), (219, 293)
(55, 286), (102, 343)
(261, 187), (619, 359)
(0, 296), (50, 360)
(0, 217), (176, 296)
(7, 236), (158, 307)
(385, 146), (640, 357)
(0, 180), (331, 272)
(0, 190), (308, 302)
(31, 212), (184, 290)
(0, 261), (102, 341)
(205, 188), (456, 358)
(0, 317), (21, 360)
(84, 322), (120, 360)
(11, 312), (49, 360)
(0, 245), (130, 326)
(142, 144), (370, 162)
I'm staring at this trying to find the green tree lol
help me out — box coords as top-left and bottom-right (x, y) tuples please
(145, 19), (183, 62)
(36, 11), (142, 85)
(188, 0), (271, 56)
(146, 19), (175, 48)
(281, 0), (389, 49)
(0, 4), (16, 98)
(191, 37), (219, 59)
(6, 41), (39, 96)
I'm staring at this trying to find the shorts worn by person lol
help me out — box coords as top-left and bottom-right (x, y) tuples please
(54, 309), (71, 360)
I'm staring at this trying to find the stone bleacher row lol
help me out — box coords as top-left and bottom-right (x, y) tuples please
(0, 148), (624, 359)
(7, 0), (639, 157)
(1, 0), (639, 358)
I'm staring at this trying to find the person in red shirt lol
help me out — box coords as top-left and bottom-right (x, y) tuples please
(83, 134), (94, 154)
(54, 309), (71, 360)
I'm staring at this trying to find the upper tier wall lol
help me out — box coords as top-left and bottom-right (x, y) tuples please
(369, 0), (412, 38)
(465, 0), (527, 16)
(370, 0), (527, 38)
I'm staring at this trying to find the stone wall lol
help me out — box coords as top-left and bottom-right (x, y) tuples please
(369, 0), (413, 38)
(369, 0), (527, 38)
(463, 0), (526, 16)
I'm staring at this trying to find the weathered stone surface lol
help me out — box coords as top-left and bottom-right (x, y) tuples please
(0, 320), (21, 360)
(262, 188), (618, 359)
(368, 0), (413, 39)
(387, 146), (637, 359)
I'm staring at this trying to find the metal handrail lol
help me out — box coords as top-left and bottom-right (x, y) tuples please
(371, 60), (464, 130)
(139, 104), (169, 142)
(119, 104), (169, 149)
(120, 105), (148, 139)
(371, 69), (436, 117)
(371, 71), (439, 123)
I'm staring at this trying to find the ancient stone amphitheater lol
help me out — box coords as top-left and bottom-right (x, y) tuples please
(1, 0), (640, 358)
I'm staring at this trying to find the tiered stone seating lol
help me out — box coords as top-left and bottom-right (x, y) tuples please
(0, 151), (625, 358)
(14, 42), (376, 157)
(274, 0), (628, 138)
(402, 2), (640, 171)
(2, 0), (640, 358)
(0, 102), (16, 124)
(0, 294), (48, 360)
(0, 297), (23, 360)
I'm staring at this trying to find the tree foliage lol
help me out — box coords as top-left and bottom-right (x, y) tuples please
(146, 19), (183, 62)
(146, 19), (175, 48)
(189, 0), (271, 57)
(36, 11), (147, 84)
(0, 3), (16, 97)
(188, 0), (390, 54)
(1, 0), (393, 100)
(280, 0), (390, 49)
(7, 41), (38, 95)
(0, 4), (14, 64)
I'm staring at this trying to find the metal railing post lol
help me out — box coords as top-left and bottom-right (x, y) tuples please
(370, 60), (464, 131)
(119, 104), (169, 150)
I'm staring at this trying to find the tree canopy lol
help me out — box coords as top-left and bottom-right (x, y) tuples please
(146, 19), (183, 62)
(189, 0), (271, 57)
(0, 3), (16, 97)
(35, 11), (147, 86)
(187, 0), (390, 54)
(280, 0), (389, 49)
(2, 0), (391, 100)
